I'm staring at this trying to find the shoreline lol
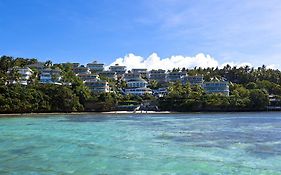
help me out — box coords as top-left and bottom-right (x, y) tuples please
(0, 111), (174, 117)
(1, 110), (281, 117)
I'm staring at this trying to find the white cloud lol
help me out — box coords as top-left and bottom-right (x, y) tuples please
(107, 53), (280, 71)
(108, 53), (219, 70)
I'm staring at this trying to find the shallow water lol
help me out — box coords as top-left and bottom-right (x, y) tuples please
(1, 112), (281, 174)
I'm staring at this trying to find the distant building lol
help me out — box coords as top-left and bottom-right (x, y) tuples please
(132, 68), (148, 78)
(182, 75), (204, 85)
(99, 71), (117, 80)
(73, 66), (91, 75)
(84, 80), (110, 93)
(152, 88), (168, 97)
(149, 69), (166, 82)
(124, 71), (141, 80)
(78, 74), (100, 82)
(87, 61), (104, 73)
(62, 63), (80, 68)
(26, 62), (45, 71)
(7, 67), (33, 85)
(109, 64), (126, 76)
(124, 87), (152, 95)
(39, 68), (62, 84)
(167, 71), (186, 82)
(126, 78), (148, 88)
(40, 72), (52, 84)
(202, 78), (229, 96)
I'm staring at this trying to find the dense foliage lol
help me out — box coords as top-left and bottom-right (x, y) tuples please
(158, 82), (271, 111)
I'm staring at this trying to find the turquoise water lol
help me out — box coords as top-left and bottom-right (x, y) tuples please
(0, 113), (281, 175)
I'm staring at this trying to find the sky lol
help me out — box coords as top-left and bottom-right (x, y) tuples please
(0, 0), (281, 69)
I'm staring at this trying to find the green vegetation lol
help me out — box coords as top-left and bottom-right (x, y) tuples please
(0, 55), (281, 113)
(158, 82), (271, 111)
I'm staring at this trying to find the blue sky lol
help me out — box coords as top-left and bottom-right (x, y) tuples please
(0, 0), (281, 68)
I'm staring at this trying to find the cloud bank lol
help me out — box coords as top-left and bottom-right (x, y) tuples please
(108, 53), (258, 70)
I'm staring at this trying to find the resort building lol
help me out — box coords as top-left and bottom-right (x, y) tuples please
(182, 75), (204, 85)
(124, 71), (142, 80)
(167, 71), (186, 82)
(39, 68), (62, 84)
(109, 64), (126, 75)
(124, 87), (152, 95)
(62, 63), (80, 68)
(202, 78), (229, 96)
(84, 80), (110, 93)
(126, 78), (148, 88)
(39, 73), (52, 84)
(152, 88), (168, 97)
(132, 69), (148, 79)
(78, 74), (100, 82)
(27, 62), (45, 72)
(99, 71), (118, 80)
(87, 61), (104, 73)
(7, 67), (33, 85)
(73, 66), (91, 75)
(149, 69), (167, 83)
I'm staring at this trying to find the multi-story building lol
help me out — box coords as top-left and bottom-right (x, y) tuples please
(167, 71), (186, 82)
(126, 78), (148, 88)
(87, 61), (104, 73)
(40, 72), (52, 84)
(84, 80), (110, 93)
(78, 74), (100, 82)
(62, 63), (80, 68)
(124, 71), (141, 80)
(39, 68), (62, 84)
(26, 62), (45, 72)
(99, 71), (118, 80)
(109, 64), (126, 76)
(202, 78), (229, 96)
(182, 75), (204, 85)
(73, 66), (91, 75)
(7, 67), (33, 85)
(149, 69), (166, 82)
(152, 88), (168, 97)
(132, 68), (148, 79)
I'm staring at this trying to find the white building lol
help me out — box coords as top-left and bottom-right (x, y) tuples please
(132, 68), (148, 78)
(78, 74), (100, 82)
(182, 75), (204, 85)
(167, 71), (186, 82)
(124, 71), (141, 81)
(84, 80), (110, 93)
(27, 62), (45, 71)
(109, 64), (126, 76)
(39, 68), (62, 84)
(7, 67), (34, 85)
(202, 78), (229, 96)
(73, 66), (91, 75)
(99, 71), (117, 80)
(149, 69), (166, 82)
(153, 88), (168, 97)
(126, 78), (148, 88)
(87, 61), (104, 73)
